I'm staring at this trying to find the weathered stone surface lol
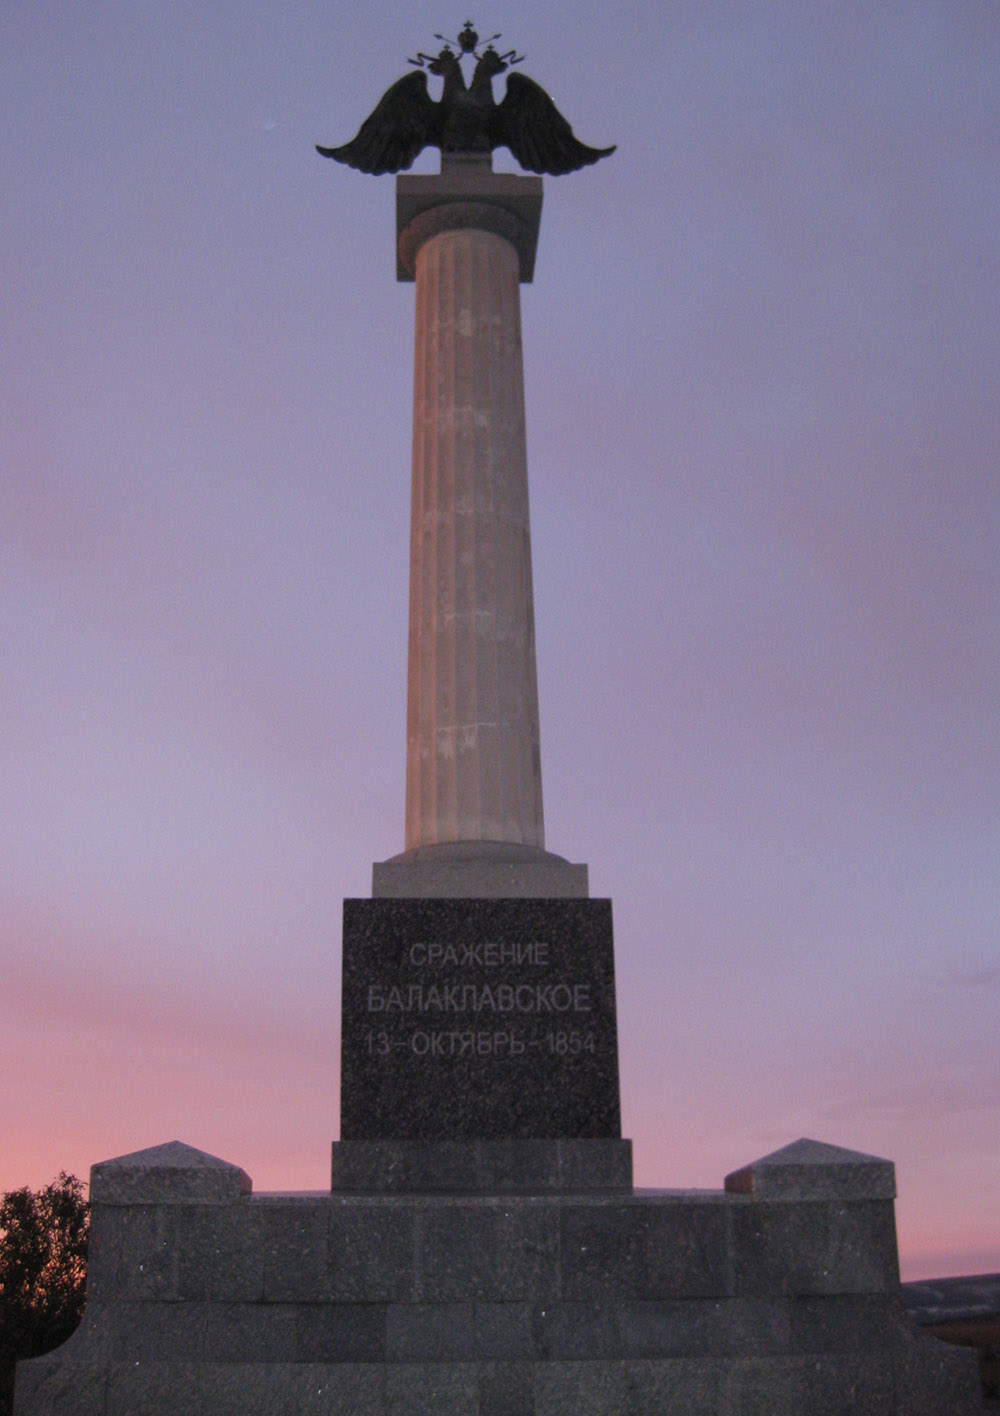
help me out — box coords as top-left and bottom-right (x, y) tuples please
(373, 841), (588, 900)
(532, 1302), (619, 1360)
(260, 1198), (330, 1301)
(731, 1197), (900, 1296)
(174, 1203), (264, 1301)
(13, 1357), (108, 1416)
(385, 1302), (475, 1361)
(340, 899), (621, 1142)
(534, 1360), (627, 1415)
(385, 1363), (478, 1416)
(84, 1202), (180, 1300)
(623, 1358), (722, 1416)
(474, 1303), (535, 1360)
(327, 1200), (415, 1302)
(17, 1154), (986, 1415)
(724, 1138), (896, 1201)
(331, 1138), (632, 1193)
(90, 1141), (252, 1205)
(478, 1359), (535, 1416)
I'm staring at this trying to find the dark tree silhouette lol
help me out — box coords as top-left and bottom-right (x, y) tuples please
(0, 1174), (88, 1416)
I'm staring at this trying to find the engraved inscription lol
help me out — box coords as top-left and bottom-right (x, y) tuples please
(363, 939), (596, 1062)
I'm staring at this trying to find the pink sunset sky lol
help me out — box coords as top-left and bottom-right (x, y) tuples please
(3, 2), (998, 1281)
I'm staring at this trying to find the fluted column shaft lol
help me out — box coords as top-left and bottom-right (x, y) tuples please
(405, 225), (544, 850)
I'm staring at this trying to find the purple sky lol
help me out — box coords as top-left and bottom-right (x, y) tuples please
(4, 2), (998, 1280)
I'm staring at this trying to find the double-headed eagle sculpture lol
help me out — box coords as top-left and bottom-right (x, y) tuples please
(317, 22), (615, 177)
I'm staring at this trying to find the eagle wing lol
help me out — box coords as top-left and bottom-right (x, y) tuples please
(492, 72), (615, 176)
(316, 71), (440, 175)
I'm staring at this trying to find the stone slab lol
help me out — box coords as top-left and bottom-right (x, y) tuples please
(372, 842), (588, 900)
(17, 1351), (983, 1416)
(331, 1139), (632, 1193)
(340, 898), (621, 1141)
(724, 1138), (896, 1201)
(89, 1141), (252, 1205)
(730, 1198), (900, 1296)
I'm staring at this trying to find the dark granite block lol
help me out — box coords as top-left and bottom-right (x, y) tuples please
(799, 1354), (896, 1416)
(477, 1360), (535, 1416)
(416, 1203), (501, 1299)
(331, 1138), (633, 1193)
(91, 1300), (299, 1363)
(13, 1357), (108, 1416)
(341, 898), (621, 1141)
(533, 1359), (627, 1416)
(892, 1338), (985, 1416)
(725, 1138), (896, 1201)
(788, 1293), (915, 1354)
(417, 1201), (560, 1302)
(474, 1303), (535, 1358)
(558, 1201), (644, 1300)
(497, 1205), (562, 1301)
(720, 1297), (792, 1356)
(328, 1200), (416, 1300)
(385, 1302), (475, 1360)
(639, 1198), (733, 1299)
(623, 1358), (723, 1416)
(294, 1302), (387, 1361)
(332, 1139), (457, 1192)
(105, 1360), (276, 1416)
(260, 1199), (331, 1301)
(617, 1297), (791, 1361)
(197, 1302), (298, 1362)
(90, 1141), (251, 1205)
(720, 1356), (806, 1416)
(103, 1361), (388, 1416)
(619, 1299), (733, 1358)
(79, 1206), (123, 1301)
(556, 1138), (633, 1192)
(66, 1300), (206, 1361)
(174, 1203), (263, 1301)
(86, 1203), (180, 1301)
(301, 1366), (389, 1416)
(732, 1198), (900, 1296)
(531, 1302), (619, 1360)
(385, 1363), (478, 1416)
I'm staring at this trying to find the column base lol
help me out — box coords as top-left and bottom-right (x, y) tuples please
(331, 1138), (633, 1194)
(372, 842), (588, 899)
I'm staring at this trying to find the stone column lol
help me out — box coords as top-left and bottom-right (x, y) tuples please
(373, 167), (587, 898)
(406, 221), (542, 849)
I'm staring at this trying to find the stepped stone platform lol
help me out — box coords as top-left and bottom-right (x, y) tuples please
(14, 1137), (983, 1415)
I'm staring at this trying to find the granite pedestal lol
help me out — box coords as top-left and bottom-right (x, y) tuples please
(14, 1138), (984, 1414)
(340, 898), (621, 1144)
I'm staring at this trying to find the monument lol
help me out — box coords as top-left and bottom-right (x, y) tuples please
(14, 25), (984, 1415)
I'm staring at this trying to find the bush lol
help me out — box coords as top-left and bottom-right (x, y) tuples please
(0, 1174), (88, 1416)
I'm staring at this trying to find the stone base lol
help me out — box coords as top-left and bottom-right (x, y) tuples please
(331, 1139), (633, 1194)
(13, 1139), (985, 1415)
(372, 842), (589, 900)
(15, 1350), (984, 1416)
(340, 898), (620, 1142)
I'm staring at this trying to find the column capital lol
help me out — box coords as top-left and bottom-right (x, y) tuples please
(396, 166), (542, 283)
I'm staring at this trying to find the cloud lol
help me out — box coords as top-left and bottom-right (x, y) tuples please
(946, 962), (1000, 991)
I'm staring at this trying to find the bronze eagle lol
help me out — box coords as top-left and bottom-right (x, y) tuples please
(317, 27), (615, 177)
